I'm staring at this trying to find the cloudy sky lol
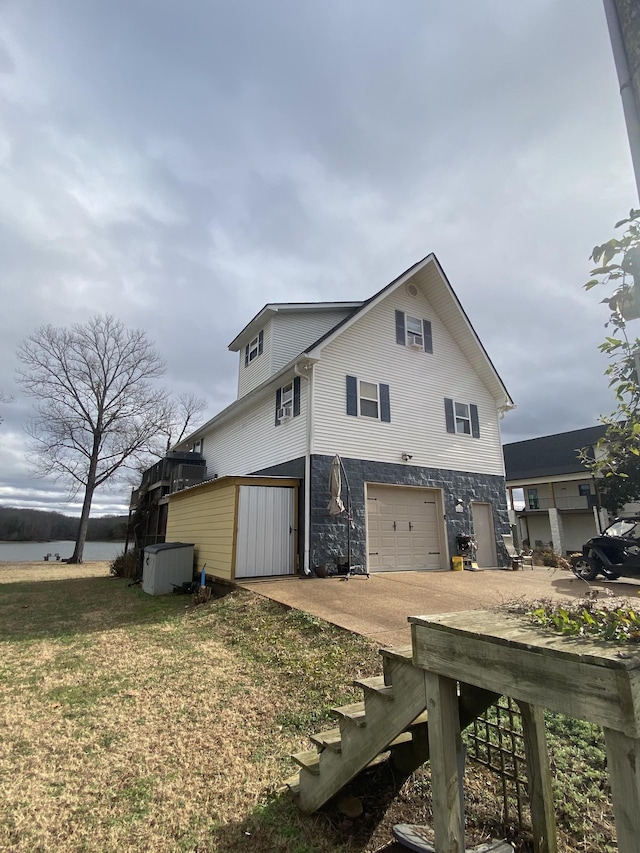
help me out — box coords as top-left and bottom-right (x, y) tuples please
(0, 0), (636, 516)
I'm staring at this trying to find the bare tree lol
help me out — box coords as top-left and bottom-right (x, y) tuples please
(160, 392), (207, 452)
(16, 316), (171, 563)
(0, 391), (11, 428)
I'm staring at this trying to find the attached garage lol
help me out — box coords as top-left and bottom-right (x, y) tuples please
(366, 484), (446, 572)
(165, 476), (298, 582)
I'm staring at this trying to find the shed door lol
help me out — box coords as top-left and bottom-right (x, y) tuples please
(367, 485), (444, 572)
(471, 502), (497, 568)
(235, 486), (295, 578)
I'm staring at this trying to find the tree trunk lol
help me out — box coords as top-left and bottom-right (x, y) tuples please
(68, 445), (100, 564)
(68, 482), (95, 564)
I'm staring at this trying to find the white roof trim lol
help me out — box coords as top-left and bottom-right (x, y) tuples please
(304, 253), (514, 408)
(228, 301), (362, 351)
(174, 354), (317, 449)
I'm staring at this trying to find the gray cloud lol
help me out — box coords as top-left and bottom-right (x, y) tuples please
(0, 0), (635, 515)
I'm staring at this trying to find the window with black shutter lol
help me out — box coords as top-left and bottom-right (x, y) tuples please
(346, 376), (391, 421)
(444, 398), (480, 438)
(395, 310), (433, 353)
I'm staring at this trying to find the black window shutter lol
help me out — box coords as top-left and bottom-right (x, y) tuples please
(244, 345), (249, 367)
(395, 310), (406, 345)
(422, 319), (433, 353)
(444, 398), (455, 433)
(275, 387), (282, 426)
(380, 384), (391, 422)
(293, 376), (301, 417)
(258, 329), (264, 355)
(470, 404), (480, 438)
(346, 375), (358, 416)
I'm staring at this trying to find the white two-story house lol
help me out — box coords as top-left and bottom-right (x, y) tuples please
(166, 253), (514, 580)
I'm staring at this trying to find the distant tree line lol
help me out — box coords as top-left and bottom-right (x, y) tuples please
(0, 507), (128, 542)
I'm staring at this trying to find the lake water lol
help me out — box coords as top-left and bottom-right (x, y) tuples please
(0, 540), (127, 563)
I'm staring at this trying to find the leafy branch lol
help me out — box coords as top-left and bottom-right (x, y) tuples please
(580, 209), (640, 504)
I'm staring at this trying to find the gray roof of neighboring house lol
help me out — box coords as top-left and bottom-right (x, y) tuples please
(503, 425), (607, 481)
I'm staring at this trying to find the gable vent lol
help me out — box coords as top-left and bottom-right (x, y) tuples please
(406, 282), (419, 297)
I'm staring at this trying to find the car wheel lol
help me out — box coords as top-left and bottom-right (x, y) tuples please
(573, 557), (599, 581)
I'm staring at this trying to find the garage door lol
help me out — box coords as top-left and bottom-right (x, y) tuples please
(366, 485), (443, 572)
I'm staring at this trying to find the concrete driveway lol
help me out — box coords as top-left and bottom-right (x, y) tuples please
(240, 566), (640, 647)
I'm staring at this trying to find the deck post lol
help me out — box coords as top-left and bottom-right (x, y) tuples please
(517, 701), (557, 853)
(425, 671), (465, 853)
(603, 728), (640, 853)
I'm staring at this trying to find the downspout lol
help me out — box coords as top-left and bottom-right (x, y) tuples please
(604, 0), (640, 203)
(295, 360), (314, 575)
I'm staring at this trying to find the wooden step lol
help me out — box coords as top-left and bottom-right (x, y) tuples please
(310, 727), (342, 752)
(291, 749), (320, 775)
(331, 701), (367, 726)
(380, 646), (412, 662)
(354, 675), (394, 699)
(311, 726), (416, 754)
(292, 747), (394, 782)
(381, 646), (414, 684)
(284, 773), (300, 795)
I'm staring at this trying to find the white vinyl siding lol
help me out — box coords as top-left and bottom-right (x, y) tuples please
(312, 287), (504, 476)
(236, 310), (353, 400)
(270, 309), (353, 373)
(201, 380), (308, 478)
(237, 322), (272, 399)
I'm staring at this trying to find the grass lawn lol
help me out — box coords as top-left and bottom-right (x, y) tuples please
(0, 563), (616, 852)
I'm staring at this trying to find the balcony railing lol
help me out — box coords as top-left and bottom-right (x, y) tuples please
(169, 463), (206, 493)
(525, 495), (595, 511)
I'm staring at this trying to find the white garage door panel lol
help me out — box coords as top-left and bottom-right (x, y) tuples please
(367, 485), (444, 572)
(235, 486), (295, 578)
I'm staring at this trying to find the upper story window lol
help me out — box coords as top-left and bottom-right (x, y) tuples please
(444, 398), (480, 438)
(359, 381), (379, 419)
(275, 377), (301, 425)
(244, 330), (264, 366)
(454, 402), (471, 434)
(192, 439), (202, 454)
(346, 375), (391, 422)
(395, 310), (433, 353)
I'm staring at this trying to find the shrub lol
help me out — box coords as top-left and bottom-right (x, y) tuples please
(536, 549), (572, 570)
(110, 549), (139, 579)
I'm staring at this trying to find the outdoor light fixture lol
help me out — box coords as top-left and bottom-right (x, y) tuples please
(401, 452), (413, 461)
(454, 498), (464, 513)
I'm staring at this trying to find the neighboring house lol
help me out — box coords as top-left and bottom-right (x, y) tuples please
(503, 426), (611, 555)
(154, 253), (515, 580)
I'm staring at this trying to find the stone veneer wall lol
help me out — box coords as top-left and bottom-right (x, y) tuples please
(309, 453), (510, 573)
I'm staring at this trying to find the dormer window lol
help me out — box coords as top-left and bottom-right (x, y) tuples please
(244, 330), (264, 366)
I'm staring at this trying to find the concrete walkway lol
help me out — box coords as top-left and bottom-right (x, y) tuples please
(240, 566), (640, 647)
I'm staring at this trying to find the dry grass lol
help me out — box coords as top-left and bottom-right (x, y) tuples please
(0, 563), (616, 853)
(0, 562), (384, 852)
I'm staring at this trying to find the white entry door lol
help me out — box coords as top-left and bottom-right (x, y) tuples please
(366, 485), (444, 572)
(471, 502), (497, 568)
(235, 486), (295, 578)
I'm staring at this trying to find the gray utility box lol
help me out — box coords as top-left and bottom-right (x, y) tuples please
(142, 542), (194, 595)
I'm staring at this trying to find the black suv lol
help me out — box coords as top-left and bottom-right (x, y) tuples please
(573, 516), (640, 580)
